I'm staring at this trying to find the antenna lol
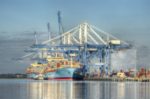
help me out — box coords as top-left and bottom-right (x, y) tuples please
(57, 11), (61, 35)
(47, 22), (51, 41)
(34, 31), (38, 44)
(57, 10), (64, 44)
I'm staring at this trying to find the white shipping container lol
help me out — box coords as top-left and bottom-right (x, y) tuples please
(110, 40), (121, 45)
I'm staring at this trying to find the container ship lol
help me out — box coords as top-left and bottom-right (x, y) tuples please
(26, 61), (47, 80)
(26, 56), (83, 80)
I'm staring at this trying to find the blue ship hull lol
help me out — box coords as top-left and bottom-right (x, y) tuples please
(44, 67), (83, 80)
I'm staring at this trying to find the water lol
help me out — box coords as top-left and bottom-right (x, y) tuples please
(0, 79), (150, 99)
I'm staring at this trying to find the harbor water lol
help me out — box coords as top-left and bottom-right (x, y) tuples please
(0, 79), (150, 99)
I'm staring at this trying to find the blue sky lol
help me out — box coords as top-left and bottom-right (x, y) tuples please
(0, 0), (150, 73)
(0, 0), (150, 33)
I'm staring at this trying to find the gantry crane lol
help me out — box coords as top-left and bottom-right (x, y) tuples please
(22, 21), (131, 75)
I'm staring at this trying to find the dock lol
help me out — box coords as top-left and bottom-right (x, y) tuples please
(84, 77), (150, 82)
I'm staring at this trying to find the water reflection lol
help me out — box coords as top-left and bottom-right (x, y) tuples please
(26, 81), (150, 99)
(27, 81), (83, 99)
(0, 80), (150, 99)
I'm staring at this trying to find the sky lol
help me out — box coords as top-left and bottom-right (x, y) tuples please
(0, 0), (150, 73)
